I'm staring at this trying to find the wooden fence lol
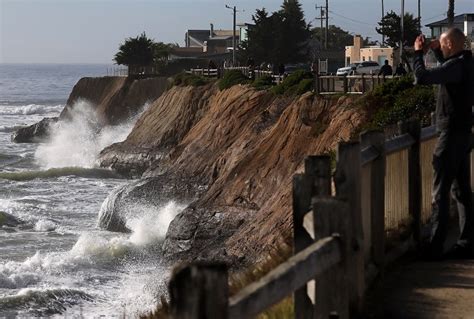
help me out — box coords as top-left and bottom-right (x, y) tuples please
(187, 67), (285, 84)
(317, 75), (395, 95)
(167, 114), (474, 318)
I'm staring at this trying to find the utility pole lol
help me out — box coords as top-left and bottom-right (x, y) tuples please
(315, 3), (327, 49)
(381, 0), (385, 46)
(400, 0), (404, 62)
(225, 5), (237, 66)
(315, 4), (325, 48)
(418, 0), (421, 32)
(325, 0), (329, 49)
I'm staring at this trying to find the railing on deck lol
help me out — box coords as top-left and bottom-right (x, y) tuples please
(166, 112), (474, 319)
(187, 67), (284, 85)
(317, 75), (394, 95)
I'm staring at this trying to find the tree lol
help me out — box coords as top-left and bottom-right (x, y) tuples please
(312, 25), (353, 50)
(447, 0), (455, 27)
(376, 11), (420, 48)
(276, 0), (311, 64)
(241, 8), (279, 64)
(114, 32), (172, 68)
(238, 0), (311, 65)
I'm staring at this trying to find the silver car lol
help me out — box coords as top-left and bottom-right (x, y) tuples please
(337, 61), (380, 75)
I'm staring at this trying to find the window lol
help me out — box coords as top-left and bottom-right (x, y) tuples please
(362, 56), (366, 61)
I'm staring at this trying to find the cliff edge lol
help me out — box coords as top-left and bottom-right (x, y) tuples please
(99, 83), (367, 265)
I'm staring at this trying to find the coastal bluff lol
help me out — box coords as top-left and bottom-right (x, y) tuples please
(98, 83), (368, 265)
(12, 76), (170, 143)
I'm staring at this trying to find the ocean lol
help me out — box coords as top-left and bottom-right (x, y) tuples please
(0, 64), (176, 317)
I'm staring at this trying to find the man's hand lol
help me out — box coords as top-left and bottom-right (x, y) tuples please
(428, 39), (440, 50)
(414, 35), (425, 51)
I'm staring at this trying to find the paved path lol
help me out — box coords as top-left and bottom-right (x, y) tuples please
(366, 258), (474, 318)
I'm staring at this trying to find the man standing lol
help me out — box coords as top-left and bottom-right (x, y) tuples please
(413, 28), (474, 259)
(378, 60), (393, 76)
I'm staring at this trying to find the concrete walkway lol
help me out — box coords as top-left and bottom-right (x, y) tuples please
(366, 258), (474, 318)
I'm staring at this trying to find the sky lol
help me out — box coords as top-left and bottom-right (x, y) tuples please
(0, 0), (473, 64)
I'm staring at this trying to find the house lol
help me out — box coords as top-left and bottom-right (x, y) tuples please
(426, 13), (474, 40)
(345, 35), (399, 67)
(184, 24), (239, 50)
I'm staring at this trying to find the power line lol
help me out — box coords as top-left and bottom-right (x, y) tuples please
(328, 10), (375, 26)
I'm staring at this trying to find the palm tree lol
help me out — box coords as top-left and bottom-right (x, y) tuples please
(447, 0), (455, 27)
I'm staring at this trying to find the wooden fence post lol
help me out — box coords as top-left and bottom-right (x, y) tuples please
(169, 263), (228, 319)
(399, 119), (422, 245)
(293, 156), (331, 319)
(293, 174), (314, 319)
(334, 142), (364, 315)
(361, 131), (386, 268)
(343, 76), (348, 94)
(361, 74), (366, 93)
(313, 198), (350, 319)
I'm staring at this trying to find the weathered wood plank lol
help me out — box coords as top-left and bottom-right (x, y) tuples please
(335, 142), (365, 315)
(313, 198), (350, 319)
(399, 119), (422, 244)
(361, 130), (386, 267)
(361, 145), (381, 166)
(420, 125), (437, 142)
(384, 133), (415, 155)
(228, 237), (341, 319)
(169, 263), (228, 319)
(293, 174), (314, 318)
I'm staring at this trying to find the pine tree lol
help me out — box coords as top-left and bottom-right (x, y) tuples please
(276, 0), (311, 64)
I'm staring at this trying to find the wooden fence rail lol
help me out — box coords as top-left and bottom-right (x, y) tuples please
(168, 112), (474, 318)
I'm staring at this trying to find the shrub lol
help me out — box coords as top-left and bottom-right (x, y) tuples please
(372, 85), (435, 127)
(252, 75), (274, 90)
(219, 70), (249, 90)
(171, 72), (208, 87)
(271, 70), (313, 96)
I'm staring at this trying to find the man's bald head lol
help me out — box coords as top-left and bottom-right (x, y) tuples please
(439, 28), (466, 58)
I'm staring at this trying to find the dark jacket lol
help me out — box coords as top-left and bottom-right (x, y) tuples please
(378, 64), (393, 76)
(414, 49), (474, 133)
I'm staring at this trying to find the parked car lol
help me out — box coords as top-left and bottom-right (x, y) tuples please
(283, 63), (311, 75)
(354, 61), (380, 74)
(336, 61), (380, 76)
(336, 63), (360, 76)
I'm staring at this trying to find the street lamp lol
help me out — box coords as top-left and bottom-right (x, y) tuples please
(225, 5), (237, 66)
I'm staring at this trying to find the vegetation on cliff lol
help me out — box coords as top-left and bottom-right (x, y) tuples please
(359, 75), (435, 130)
(172, 72), (209, 87)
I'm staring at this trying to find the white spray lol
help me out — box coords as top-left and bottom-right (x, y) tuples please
(35, 100), (146, 169)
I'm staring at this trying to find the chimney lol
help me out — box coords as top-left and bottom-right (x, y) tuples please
(210, 23), (214, 39)
(354, 35), (363, 50)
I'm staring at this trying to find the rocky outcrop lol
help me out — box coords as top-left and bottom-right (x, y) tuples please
(12, 76), (170, 143)
(0, 211), (24, 228)
(11, 117), (58, 143)
(99, 83), (367, 265)
(98, 83), (216, 177)
(61, 76), (171, 125)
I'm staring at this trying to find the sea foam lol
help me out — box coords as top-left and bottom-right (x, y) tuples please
(35, 100), (146, 169)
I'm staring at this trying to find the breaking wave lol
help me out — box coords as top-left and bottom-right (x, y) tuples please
(0, 167), (123, 181)
(35, 100), (145, 169)
(0, 104), (63, 116)
(0, 288), (93, 315)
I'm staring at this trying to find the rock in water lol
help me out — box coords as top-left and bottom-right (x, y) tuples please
(0, 211), (23, 227)
(97, 176), (203, 233)
(11, 117), (58, 143)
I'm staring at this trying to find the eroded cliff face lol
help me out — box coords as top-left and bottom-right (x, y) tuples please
(99, 84), (367, 265)
(61, 76), (170, 125)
